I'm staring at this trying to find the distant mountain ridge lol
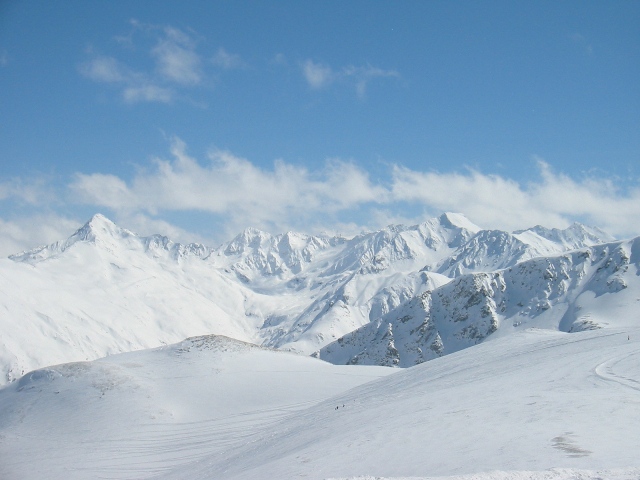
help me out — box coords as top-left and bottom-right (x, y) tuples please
(319, 238), (639, 366)
(10, 213), (212, 264)
(0, 211), (632, 383)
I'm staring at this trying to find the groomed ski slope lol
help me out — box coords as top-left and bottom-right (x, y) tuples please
(160, 327), (640, 480)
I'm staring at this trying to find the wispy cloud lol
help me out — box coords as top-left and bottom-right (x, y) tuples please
(390, 159), (640, 236)
(123, 84), (173, 103)
(0, 177), (55, 206)
(79, 56), (126, 83)
(211, 47), (245, 70)
(569, 32), (593, 56)
(0, 214), (81, 257)
(271, 53), (288, 66)
(152, 26), (202, 85)
(0, 50), (8, 67)
(67, 138), (640, 240)
(79, 22), (225, 104)
(80, 52), (177, 104)
(301, 59), (399, 97)
(302, 60), (334, 89)
(69, 137), (386, 236)
(343, 64), (400, 98)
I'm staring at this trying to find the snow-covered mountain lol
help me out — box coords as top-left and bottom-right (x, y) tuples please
(434, 222), (614, 277)
(319, 238), (640, 366)
(0, 212), (626, 383)
(1, 212), (639, 479)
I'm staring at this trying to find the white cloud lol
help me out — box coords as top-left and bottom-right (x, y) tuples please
(302, 60), (334, 89)
(113, 212), (207, 246)
(69, 137), (385, 236)
(390, 164), (551, 230)
(69, 173), (138, 210)
(79, 56), (125, 83)
(389, 159), (640, 238)
(211, 47), (245, 70)
(123, 84), (173, 103)
(301, 59), (400, 97)
(0, 214), (81, 257)
(56, 140), (640, 242)
(0, 178), (54, 206)
(152, 28), (202, 85)
(343, 64), (400, 98)
(0, 50), (8, 67)
(80, 23), (208, 104)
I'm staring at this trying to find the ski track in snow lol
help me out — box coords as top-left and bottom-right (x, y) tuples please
(593, 349), (640, 393)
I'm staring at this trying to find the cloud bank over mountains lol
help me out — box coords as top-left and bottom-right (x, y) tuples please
(1, 137), (639, 257)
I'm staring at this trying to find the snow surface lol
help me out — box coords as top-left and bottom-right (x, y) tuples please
(326, 469), (640, 480)
(2, 328), (638, 479)
(158, 327), (640, 480)
(0, 335), (393, 479)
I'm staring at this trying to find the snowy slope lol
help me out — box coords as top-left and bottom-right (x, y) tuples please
(0, 212), (619, 383)
(320, 237), (640, 366)
(2, 327), (639, 479)
(0, 215), (262, 383)
(162, 327), (640, 479)
(0, 335), (393, 479)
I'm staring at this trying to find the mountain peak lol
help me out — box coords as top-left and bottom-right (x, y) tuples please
(515, 222), (615, 250)
(9, 214), (136, 263)
(76, 213), (117, 237)
(566, 222), (616, 242)
(72, 213), (134, 244)
(438, 212), (481, 233)
(224, 227), (274, 255)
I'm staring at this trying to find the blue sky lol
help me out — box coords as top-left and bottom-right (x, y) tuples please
(1, 0), (639, 255)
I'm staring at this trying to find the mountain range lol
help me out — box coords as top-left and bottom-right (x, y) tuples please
(1, 211), (633, 385)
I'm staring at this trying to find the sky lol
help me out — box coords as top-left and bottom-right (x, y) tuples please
(0, 0), (639, 255)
